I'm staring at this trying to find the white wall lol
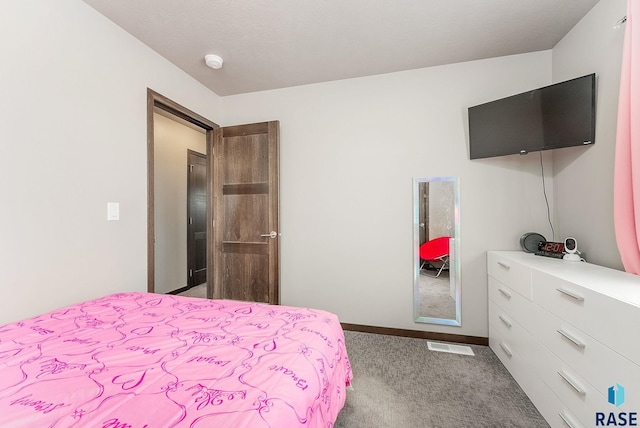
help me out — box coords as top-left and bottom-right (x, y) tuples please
(552, 0), (626, 270)
(2, 0), (621, 339)
(221, 52), (553, 337)
(154, 113), (207, 294)
(0, 0), (221, 325)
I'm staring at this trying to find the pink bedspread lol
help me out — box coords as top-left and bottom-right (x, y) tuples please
(0, 293), (352, 427)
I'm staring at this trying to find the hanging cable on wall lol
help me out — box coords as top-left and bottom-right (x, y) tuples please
(539, 151), (555, 241)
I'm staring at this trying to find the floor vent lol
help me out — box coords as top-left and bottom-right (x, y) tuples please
(427, 341), (475, 356)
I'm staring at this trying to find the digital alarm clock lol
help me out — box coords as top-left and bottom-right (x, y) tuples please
(535, 241), (566, 259)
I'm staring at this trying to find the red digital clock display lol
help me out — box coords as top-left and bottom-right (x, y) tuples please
(538, 241), (565, 253)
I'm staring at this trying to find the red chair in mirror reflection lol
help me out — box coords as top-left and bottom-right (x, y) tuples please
(419, 236), (451, 278)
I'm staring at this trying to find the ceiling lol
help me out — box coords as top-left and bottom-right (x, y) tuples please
(81, 0), (600, 96)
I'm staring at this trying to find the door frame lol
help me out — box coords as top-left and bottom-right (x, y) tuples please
(146, 89), (218, 294)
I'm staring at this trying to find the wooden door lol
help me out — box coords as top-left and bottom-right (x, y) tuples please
(187, 150), (207, 288)
(212, 121), (279, 304)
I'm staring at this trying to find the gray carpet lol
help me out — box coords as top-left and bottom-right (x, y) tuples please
(419, 271), (455, 320)
(335, 331), (549, 428)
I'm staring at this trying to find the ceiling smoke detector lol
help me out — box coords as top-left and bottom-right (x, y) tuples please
(204, 54), (223, 70)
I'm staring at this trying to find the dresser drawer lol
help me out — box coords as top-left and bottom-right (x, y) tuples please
(488, 326), (539, 399)
(489, 301), (538, 374)
(526, 302), (640, 411)
(490, 315), (586, 428)
(489, 304), (573, 428)
(521, 370), (584, 428)
(488, 277), (537, 332)
(533, 269), (640, 364)
(487, 252), (533, 299)
(535, 343), (605, 428)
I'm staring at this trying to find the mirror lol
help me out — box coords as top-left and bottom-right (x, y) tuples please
(413, 177), (461, 326)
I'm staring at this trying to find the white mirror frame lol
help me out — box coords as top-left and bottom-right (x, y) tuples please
(413, 176), (461, 326)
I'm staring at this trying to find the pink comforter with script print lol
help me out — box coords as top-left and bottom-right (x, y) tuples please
(0, 293), (352, 427)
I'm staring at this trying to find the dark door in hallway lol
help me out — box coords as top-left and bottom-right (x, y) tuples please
(187, 150), (207, 287)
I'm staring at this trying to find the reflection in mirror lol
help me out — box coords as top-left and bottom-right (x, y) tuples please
(413, 177), (461, 326)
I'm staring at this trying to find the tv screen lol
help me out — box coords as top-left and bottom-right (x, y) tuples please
(468, 74), (596, 160)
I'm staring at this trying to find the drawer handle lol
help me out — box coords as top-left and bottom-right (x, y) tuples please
(558, 371), (586, 396)
(498, 288), (512, 299)
(499, 342), (513, 357)
(498, 315), (512, 328)
(559, 411), (580, 428)
(557, 329), (586, 349)
(556, 288), (585, 302)
(497, 261), (511, 270)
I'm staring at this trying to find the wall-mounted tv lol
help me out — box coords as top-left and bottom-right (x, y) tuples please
(468, 73), (596, 160)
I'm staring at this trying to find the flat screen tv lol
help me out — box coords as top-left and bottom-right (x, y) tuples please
(468, 73), (596, 160)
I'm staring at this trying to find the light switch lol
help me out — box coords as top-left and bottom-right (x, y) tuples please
(107, 202), (120, 221)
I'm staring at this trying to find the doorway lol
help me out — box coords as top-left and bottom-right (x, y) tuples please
(147, 89), (281, 304)
(153, 113), (207, 294)
(147, 89), (216, 296)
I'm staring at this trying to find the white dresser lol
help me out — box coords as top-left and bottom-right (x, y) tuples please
(487, 251), (640, 428)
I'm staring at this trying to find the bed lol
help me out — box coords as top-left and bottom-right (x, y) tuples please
(0, 292), (352, 427)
